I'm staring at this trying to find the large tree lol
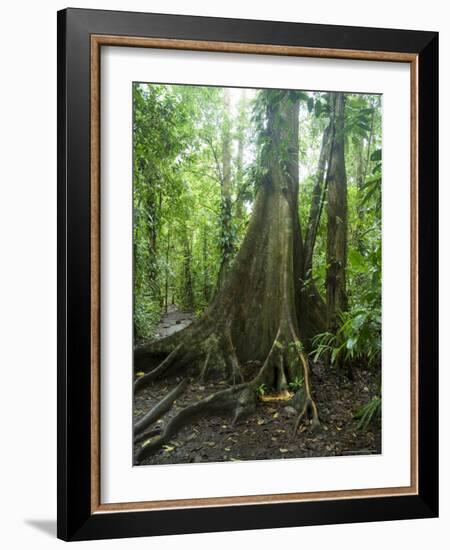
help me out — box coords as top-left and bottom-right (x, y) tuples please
(134, 90), (323, 462)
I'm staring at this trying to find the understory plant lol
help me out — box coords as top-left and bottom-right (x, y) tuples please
(310, 306), (381, 369)
(354, 396), (381, 430)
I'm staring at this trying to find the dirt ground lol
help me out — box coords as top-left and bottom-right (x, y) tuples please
(133, 309), (381, 466)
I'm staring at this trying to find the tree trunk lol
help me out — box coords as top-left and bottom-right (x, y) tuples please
(217, 89), (234, 289)
(164, 224), (170, 313)
(234, 90), (247, 228)
(202, 226), (211, 303)
(303, 115), (332, 281)
(326, 92), (348, 333)
(182, 228), (195, 311)
(354, 133), (365, 252)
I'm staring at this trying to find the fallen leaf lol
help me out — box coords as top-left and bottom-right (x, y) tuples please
(162, 445), (175, 452)
(279, 448), (289, 453)
(259, 390), (293, 402)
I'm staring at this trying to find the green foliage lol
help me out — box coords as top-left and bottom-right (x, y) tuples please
(256, 383), (268, 397)
(310, 331), (338, 364)
(134, 294), (161, 343)
(133, 83), (383, 393)
(340, 308), (381, 366)
(288, 376), (304, 392)
(310, 306), (381, 368)
(288, 340), (304, 353)
(354, 397), (381, 430)
(133, 84), (257, 342)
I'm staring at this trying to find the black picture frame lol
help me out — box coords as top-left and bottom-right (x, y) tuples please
(57, 7), (438, 541)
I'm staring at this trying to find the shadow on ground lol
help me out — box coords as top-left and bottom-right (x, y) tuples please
(25, 519), (56, 538)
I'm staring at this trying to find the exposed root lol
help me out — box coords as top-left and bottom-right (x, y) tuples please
(134, 324), (320, 464)
(134, 344), (183, 392)
(134, 426), (162, 445)
(231, 386), (257, 426)
(253, 328), (281, 385)
(200, 351), (211, 382)
(222, 328), (244, 385)
(290, 327), (320, 433)
(293, 397), (320, 435)
(135, 382), (256, 464)
(276, 354), (288, 393)
(134, 377), (188, 437)
(292, 352), (320, 435)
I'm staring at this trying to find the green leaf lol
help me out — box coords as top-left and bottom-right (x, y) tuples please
(370, 148), (382, 162)
(346, 337), (357, 351)
(348, 249), (366, 271)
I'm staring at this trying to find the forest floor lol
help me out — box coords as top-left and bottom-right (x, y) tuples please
(134, 308), (381, 466)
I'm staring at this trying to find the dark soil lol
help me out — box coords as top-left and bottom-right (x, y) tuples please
(133, 310), (381, 466)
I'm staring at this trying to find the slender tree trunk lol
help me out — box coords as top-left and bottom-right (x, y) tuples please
(202, 226), (210, 303)
(364, 103), (375, 181)
(217, 89), (234, 290)
(326, 92), (348, 333)
(234, 90), (247, 228)
(147, 187), (160, 302)
(355, 134), (365, 217)
(354, 134), (366, 252)
(164, 224), (170, 313)
(355, 104), (375, 252)
(303, 118), (332, 281)
(182, 229), (195, 311)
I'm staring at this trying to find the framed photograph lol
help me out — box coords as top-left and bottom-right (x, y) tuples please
(57, 8), (438, 541)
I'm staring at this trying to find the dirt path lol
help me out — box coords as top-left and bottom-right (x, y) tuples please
(153, 305), (195, 340)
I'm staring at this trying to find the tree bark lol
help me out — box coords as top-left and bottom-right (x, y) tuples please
(202, 226), (211, 303)
(234, 90), (247, 228)
(182, 227), (195, 311)
(217, 89), (234, 289)
(303, 116), (332, 281)
(326, 92), (348, 333)
(164, 223), (171, 313)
